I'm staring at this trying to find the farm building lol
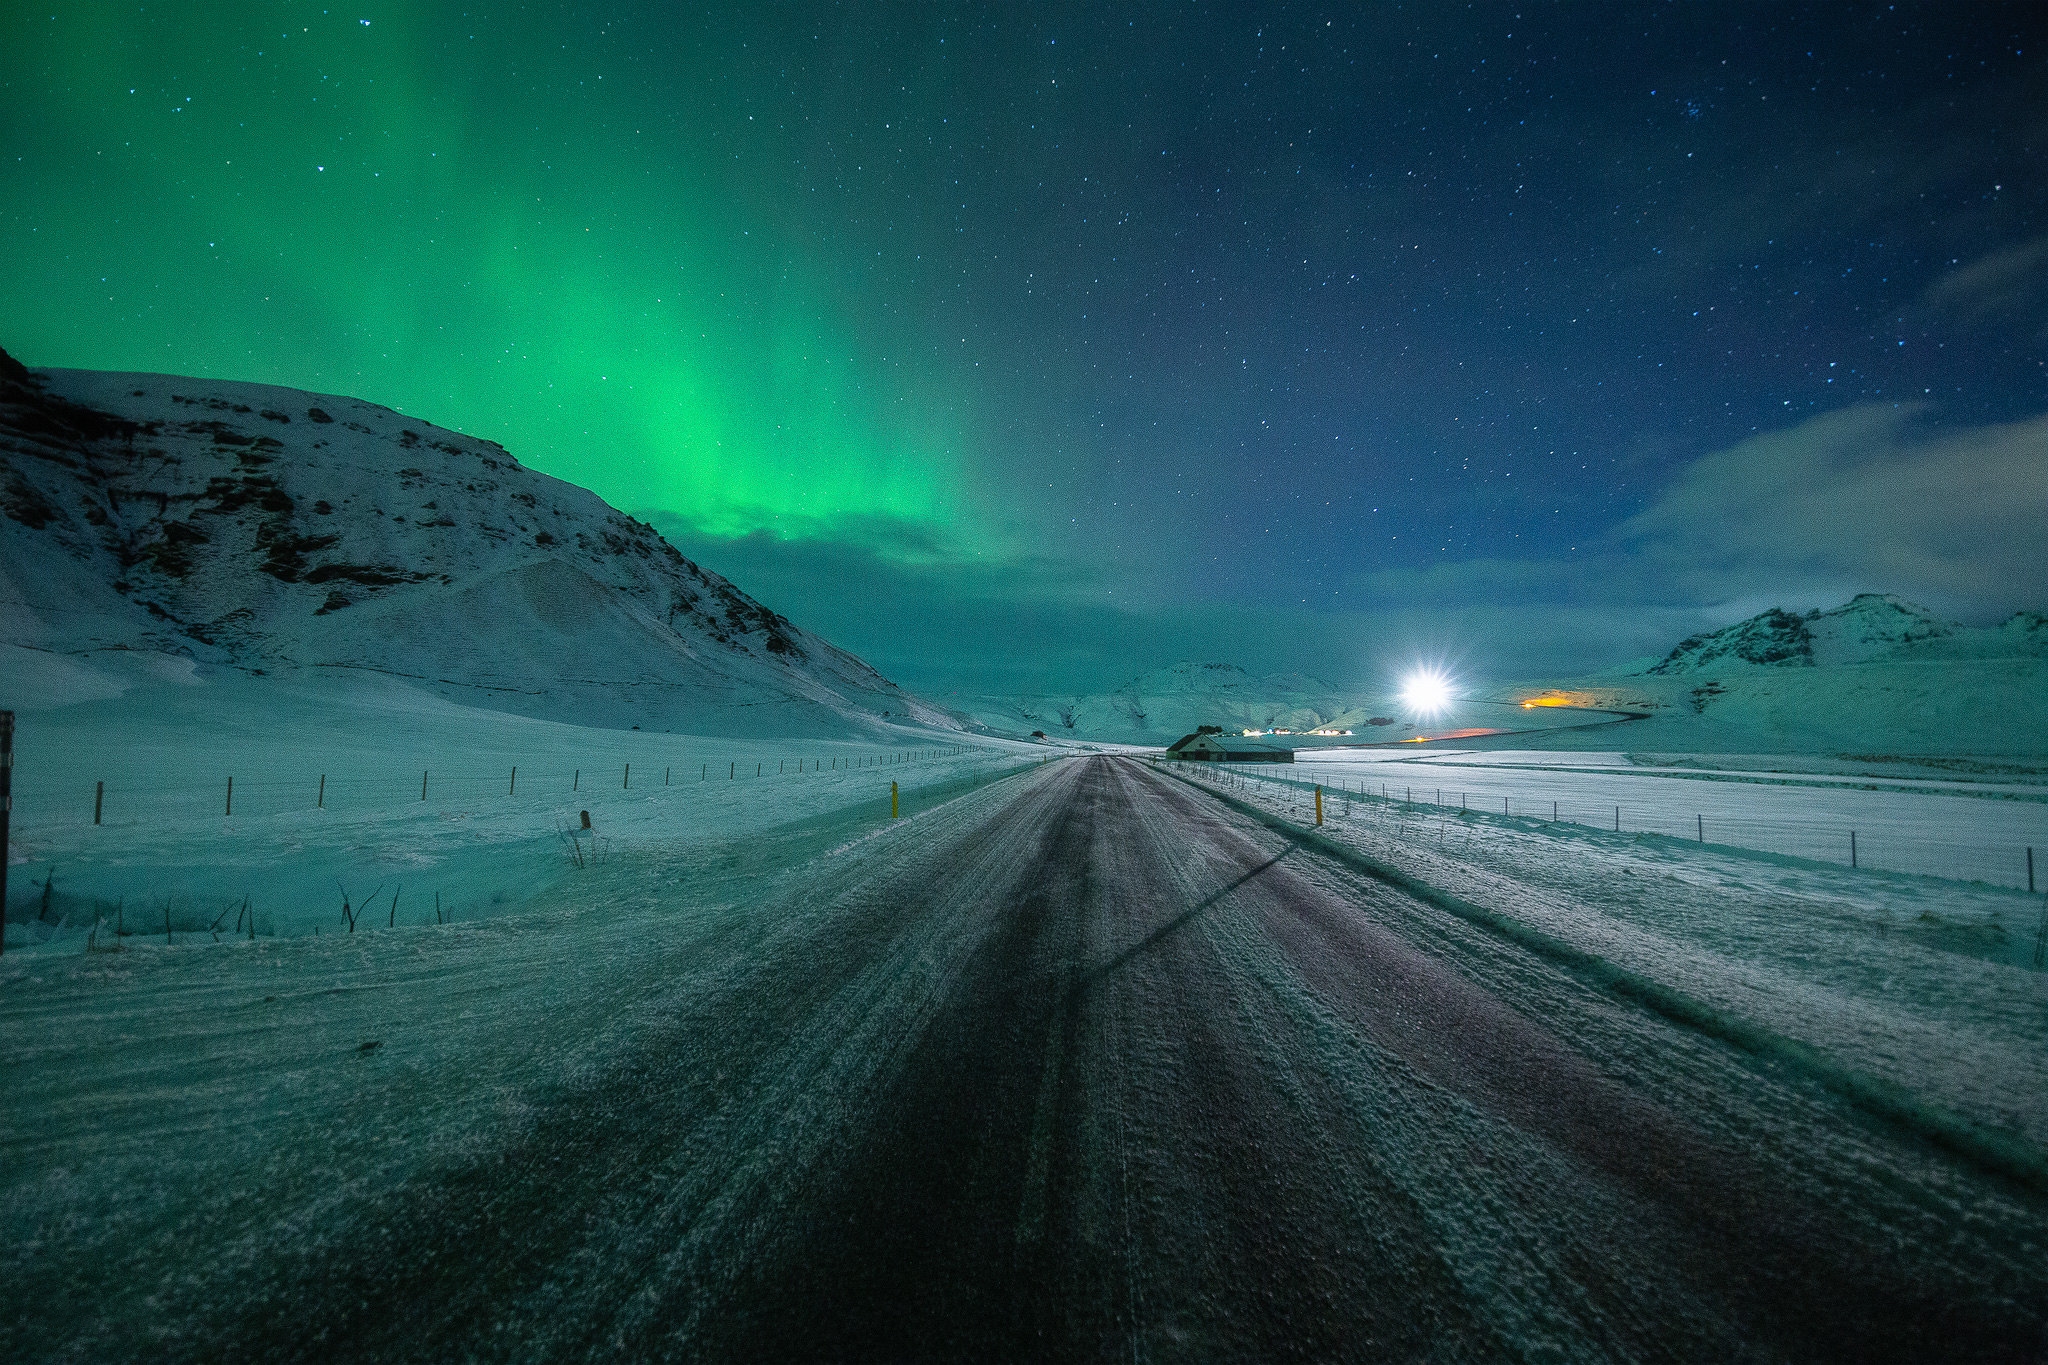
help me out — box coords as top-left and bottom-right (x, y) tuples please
(1164, 729), (1296, 762)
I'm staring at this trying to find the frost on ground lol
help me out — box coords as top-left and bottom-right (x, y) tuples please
(1169, 757), (2048, 1149)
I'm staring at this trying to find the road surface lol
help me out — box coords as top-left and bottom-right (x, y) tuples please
(12, 756), (2048, 1361)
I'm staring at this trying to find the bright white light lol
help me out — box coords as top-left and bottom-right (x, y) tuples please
(1401, 669), (1453, 717)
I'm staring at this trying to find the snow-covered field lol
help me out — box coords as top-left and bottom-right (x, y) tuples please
(1164, 758), (2048, 1148)
(2, 664), (1044, 950)
(1250, 748), (2048, 890)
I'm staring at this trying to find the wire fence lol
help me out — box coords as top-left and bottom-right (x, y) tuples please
(13, 744), (990, 830)
(1, 746), (1055, 949)
(1167, 759), (2047, 894)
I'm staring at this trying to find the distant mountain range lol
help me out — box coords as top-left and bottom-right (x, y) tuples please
(0, 348), (951, 735)
(953, 661), (1405, 743)
(958, 595), (2048, 755)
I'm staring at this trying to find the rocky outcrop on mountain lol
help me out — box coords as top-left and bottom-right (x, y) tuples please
(1646, 594), (2035, 675)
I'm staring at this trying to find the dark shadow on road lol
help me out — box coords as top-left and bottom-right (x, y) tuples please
(1071, 847), (1292, 998)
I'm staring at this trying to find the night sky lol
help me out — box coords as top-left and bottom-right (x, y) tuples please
(5, 3), (2044, 692)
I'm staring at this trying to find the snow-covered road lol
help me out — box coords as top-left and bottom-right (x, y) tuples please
(4, 757), (2044, 1360)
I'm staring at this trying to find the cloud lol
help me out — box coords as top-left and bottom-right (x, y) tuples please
(1615, 405), (2048, 614)
(1341, 405), (2048, 672)
(1357, 404), (2048, 622)
(1923, 234), (2048, 317)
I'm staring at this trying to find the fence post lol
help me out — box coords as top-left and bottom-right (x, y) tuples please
(509, 766), (517, 795)
(1850, 830), (1857, 868)
(2029, 846), (2036, 894)
(421, 770), (428, 801)
(891, 781), (899, 819)
(1315, 786), (1324, 826)
(318, 774), (326, 808)
(666, 767), (671, 787)
(226, 775), (233, 817)
(574, 769), (580, 791)
(1613, 805), (1619, 832)
(623, 764), (630, 790)
(1697, 814), (1704, 842)
(95, 780), (104, 826)
(0, 711), (11, 957)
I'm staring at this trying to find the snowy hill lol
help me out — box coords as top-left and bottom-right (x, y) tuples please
(1488, 595), (2048, 757)
(1646, 594), (2043, 674)
(0, 348), (951, 735)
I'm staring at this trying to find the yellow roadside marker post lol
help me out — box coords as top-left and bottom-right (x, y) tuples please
(891, 780), (899, 819)
(1315, 785), (1324, 826)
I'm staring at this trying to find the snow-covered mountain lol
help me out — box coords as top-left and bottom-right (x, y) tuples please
(953, 662), (1401, 743)
(0, 348), (952, 735)
(1646, 594), (2046, 674)
(1494, 595), (2048, 756)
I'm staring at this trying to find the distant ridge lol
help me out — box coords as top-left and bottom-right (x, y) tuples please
(1646, 594), (2046, 675)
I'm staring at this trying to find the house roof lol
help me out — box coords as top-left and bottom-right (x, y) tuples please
(1167, 731), (1296, 755)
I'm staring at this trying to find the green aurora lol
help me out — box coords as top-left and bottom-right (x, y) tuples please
(2, 3), (971, 549)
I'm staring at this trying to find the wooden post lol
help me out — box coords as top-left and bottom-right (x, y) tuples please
(0, 711), (9, 957)
(1614, 806), (1619, 832)
(2028, 847), (2035, 894)
(891, 781), (899, 819)
(574, 769), (580, 791)
(226, 775), (233, 816)
(318, 774), (326, 808)
(509, 766), (517, 795)
(1314, 786), (1323, 826)
(623, 764), (630, 790)
(95, 780), (104, 825)
(666, 766), (671, 786)
(1850, 830), (1857, 868)
(421, 770), (428, 801)
(1697, 814), (1704, 842)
